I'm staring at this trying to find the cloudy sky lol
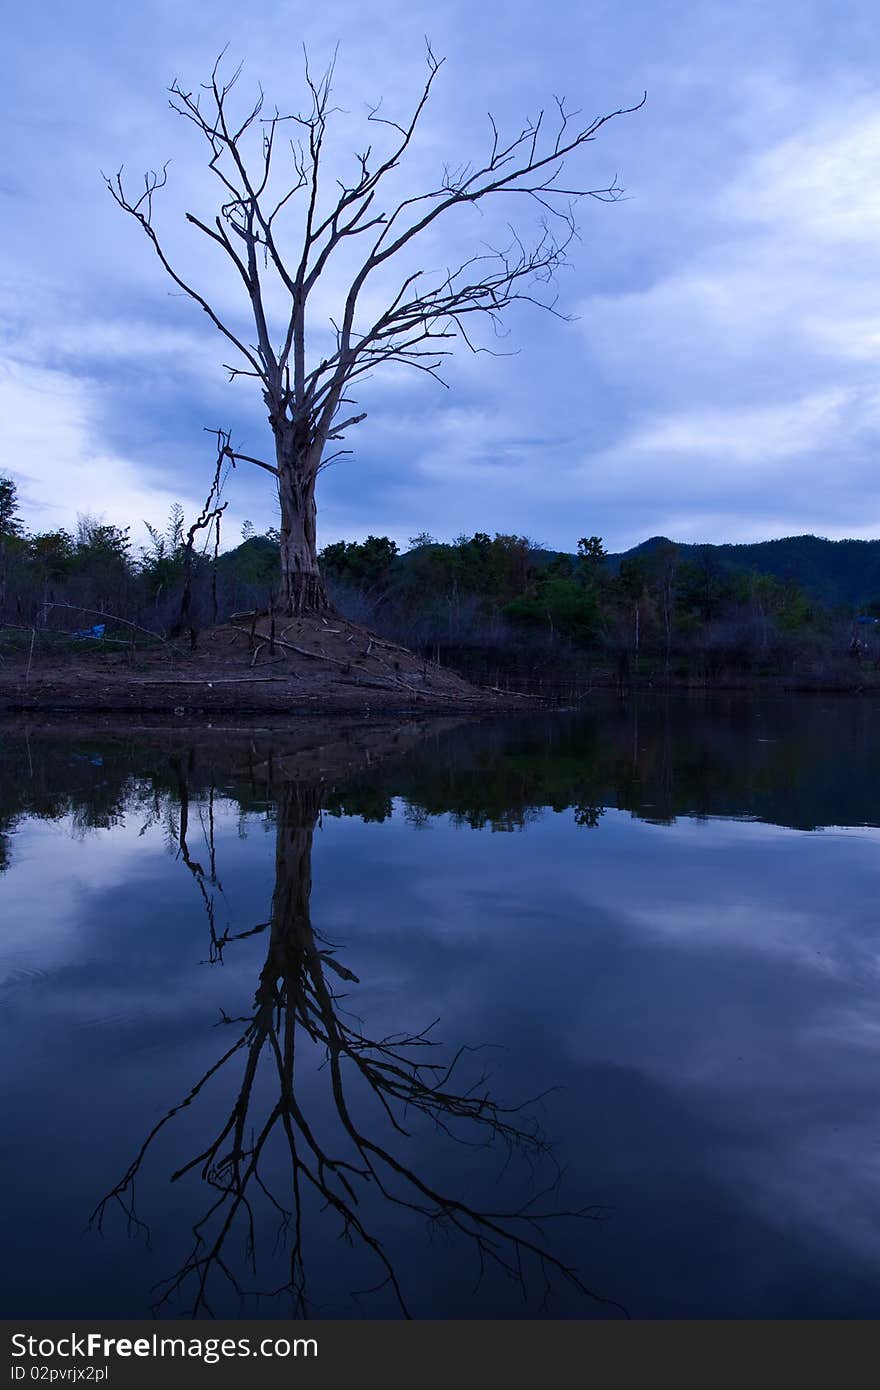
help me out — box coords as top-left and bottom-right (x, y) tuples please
(3, 0), (879, 554)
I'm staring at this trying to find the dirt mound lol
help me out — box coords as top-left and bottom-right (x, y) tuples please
(0, 613), (521, 717)
(201, 611), (479, 702)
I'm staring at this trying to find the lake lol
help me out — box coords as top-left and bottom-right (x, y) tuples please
(2, 693), (880, 1320)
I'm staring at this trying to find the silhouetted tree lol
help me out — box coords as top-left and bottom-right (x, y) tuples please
(0, 475), (23, 616)
(105, 49), (643, 617)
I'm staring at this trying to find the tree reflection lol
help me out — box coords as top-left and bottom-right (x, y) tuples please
(92, 773), (618, 1319)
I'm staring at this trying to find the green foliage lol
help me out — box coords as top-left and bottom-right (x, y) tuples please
(320, 535), (399, 588)
(141, 505), (187, 595)
(576, 534), (606, 579)
(28, 530), (75, 579)
(749, 572), (814, 630)
(400, 532), (542, 604)
(75, 515), (132, 569)
(223, 535), (280, 586)
(545, 552), (576, 582)
(675, 549), (730, 622)
(617, 553), (651, 600)
(577, 536), (607, 561)
(0, 476), (23, 540)
(505, 578), (600, 642)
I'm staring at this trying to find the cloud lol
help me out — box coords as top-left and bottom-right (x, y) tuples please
(0, 358), (242, 543)
(558, 93), (880, 545)
(615, 389), (856, 466)
(3, 1), (880, 551)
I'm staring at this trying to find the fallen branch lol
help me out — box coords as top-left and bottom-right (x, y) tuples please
(231, 625), (355, 670)
(481, 685), (545, 699)
(137, 677), (292, 686)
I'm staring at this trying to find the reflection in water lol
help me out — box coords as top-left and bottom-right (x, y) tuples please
(4, 694), (880, 1319)
(91, 768), (617, 1319)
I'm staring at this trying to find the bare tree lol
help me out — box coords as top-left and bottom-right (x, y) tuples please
(106, 47), (643, 617)
(171, 429), (230, 647)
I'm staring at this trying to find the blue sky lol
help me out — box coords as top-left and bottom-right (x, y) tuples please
(3, 0), (879, 553)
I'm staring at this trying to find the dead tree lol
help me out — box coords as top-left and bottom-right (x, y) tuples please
(170, 430), (229, 648)
(105, 48), (644, 617)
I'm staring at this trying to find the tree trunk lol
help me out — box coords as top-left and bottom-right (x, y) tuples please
(277, 459), (331, 618)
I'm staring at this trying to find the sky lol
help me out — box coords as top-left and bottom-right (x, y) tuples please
(3, 0), (879, 555)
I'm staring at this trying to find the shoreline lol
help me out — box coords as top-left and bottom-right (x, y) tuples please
(0, 669), (528, 720)
(1, 632), (878, 718)
(0, 672), (876, 725)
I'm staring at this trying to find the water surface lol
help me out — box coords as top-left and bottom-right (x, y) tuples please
(2, 694), (880, 1319)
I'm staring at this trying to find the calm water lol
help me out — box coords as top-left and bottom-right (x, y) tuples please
(2, 694), (880, 1320)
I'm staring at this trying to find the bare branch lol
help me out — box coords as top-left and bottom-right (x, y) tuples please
(103, 166), (264, 377)
(106, 48), (642, 614)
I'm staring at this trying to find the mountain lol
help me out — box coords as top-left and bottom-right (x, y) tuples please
(603, 535), (880, 610)
(215, 531), (880, 612)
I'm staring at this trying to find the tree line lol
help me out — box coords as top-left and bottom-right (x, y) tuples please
(318, 529), (879, 687)
(2, 472), (875, 686)
(0, 474), (277, 645)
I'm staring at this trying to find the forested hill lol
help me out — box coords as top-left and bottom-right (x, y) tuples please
(216, 531), (880, 611)
(602, 535), (880, 609)
(211, 530), (880, 611)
